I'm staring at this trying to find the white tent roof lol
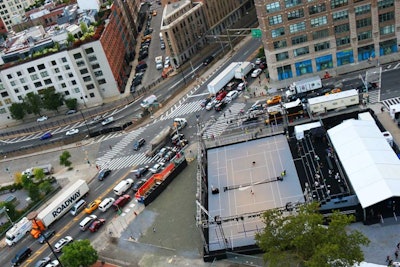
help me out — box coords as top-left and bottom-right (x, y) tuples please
(327, 119), (400, 209)
(294, 122), (321, 140)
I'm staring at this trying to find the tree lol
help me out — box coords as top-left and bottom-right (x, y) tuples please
(255, 202), (370, 267)
(28, 183), (41, 202)
(33, 168), (45, 182)
(64, 98), (78, 110)
(41, 87), (64, 112)
(67, 33), (75, 45)
(80, 22), (88, 34)
(60, 151), (72, 167)
(60, 239), (98, 267)
(38, 180), (53, 195)
(9, 103), (26, 120)
(24, 92), (42, 116)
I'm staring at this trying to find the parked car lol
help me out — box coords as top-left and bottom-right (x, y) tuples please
(251, 68), (262, 78)
(45, 260), (59, 267)
(112, 194), (131, 210)
(237, 82), (248, 91)
(203, 55), (214, 66)
(37, 116), (48, 122)
(65, 109), (77, 115)
(66, 128), (79, 136)
(152, 10), (157, 16)
(135, 61), (148, 72)
(89, 218), (106, 232)
(11, 247), (32, 266)
(98, 169), (111, 181)
(54, 236), (73, 253)
(84, 199), (102, 214)
(40, 132), (52, 140)
(101, 116), (114, 126)
(255, 58), (262, 65)
(34, 257), (51, 267)
(160, 42), (165, 50)
(144, 28), (153, 35)
(38, 230), (55, 244)
(133, 138), (146, 150)
(138, 51), (148, 61)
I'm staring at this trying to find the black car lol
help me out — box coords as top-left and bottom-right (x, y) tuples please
(135, 61), (148, 72)
(138, 51), (148, 61)
(162, 150), (176, 163)
(200, 97), (212, 107)
(132, 75), (143, 86)
(38, 229), (55, 244)
(11, 247), (32, 266)
(131, 167), (149, 178)
(144, 29), (153, 36)
(203, 55), (214, 66)
(133, 138), (146, 151)
(98, 169), (111, 181)
(132, 179), (147, 193)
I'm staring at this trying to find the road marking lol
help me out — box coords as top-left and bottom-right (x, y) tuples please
(395, 63), (400, 69)
(95, 183), (104, 191)
(188, 92), (209, 98)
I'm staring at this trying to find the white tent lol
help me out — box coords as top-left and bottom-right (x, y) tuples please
(327, 119), (400, 208)
(294, 121), (321, 140)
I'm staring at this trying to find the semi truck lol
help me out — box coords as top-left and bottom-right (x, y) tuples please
(30, 179), (89, 238)
(234, 62), (254, 80)
(285, 76), (322, 98)
(207, 62), (241, 95)
(145, 118), (187, 157)
(5, 217), (32, 246)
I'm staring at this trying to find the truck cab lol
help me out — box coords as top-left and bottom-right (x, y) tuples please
(173, 118), (187, 130)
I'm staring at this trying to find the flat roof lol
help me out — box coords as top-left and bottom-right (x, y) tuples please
(207, 134), (304, 252)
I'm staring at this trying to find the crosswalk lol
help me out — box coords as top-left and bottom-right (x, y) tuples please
(382, 97), (400, 110)
(95, 127), (147, 168)
(96, 153), (158, 170)
(158, 99), (204, 121)
(202, 102), (246, 139)
(367, 90), (380, 104)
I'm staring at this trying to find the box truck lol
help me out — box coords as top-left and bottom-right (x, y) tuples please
(5, 217), (32, 246)
(234, 62), (254, 80)
(285, 76), (322, 98)
(30, 179), (89, 238)
(22, 164), (54, 178)
(207, 62), (241, 95)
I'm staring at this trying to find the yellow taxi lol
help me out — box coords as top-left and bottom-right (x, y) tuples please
(84, 199), (102, 214)
(325, 88), (341, 95)
(267, 95), (282, 105)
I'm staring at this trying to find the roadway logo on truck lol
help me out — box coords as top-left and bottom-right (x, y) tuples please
(52, 191), (81, 218)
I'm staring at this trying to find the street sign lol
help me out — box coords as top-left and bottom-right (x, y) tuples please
(251, 29), (262, 38)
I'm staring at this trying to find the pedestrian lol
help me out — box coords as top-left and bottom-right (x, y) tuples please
(228, 109), (231, 113)
(252, 161), (256, 166)
(395, 250), (399, 259)
(223, 112), (226, 118)
(153, 227), (156, 233)
(397, 242), (400, 249)
(250, 189), (254, 195)
(109, 145), (112, 150)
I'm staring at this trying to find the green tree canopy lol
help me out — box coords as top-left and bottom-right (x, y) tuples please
(60, 239), (98, 267)
(255, 202), (370, 267)
(33, 168), (45, 182)
(64, 98), (78, 110)
(60, 151), (72, 167)
(28, 183), (41, 202)
(38, 180), (53, 195)
(9, 102), (26, 121)
(42, 87), (64, 112)
(24, 92), (42, 116)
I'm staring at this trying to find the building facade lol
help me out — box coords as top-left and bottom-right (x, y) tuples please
(0, 0), (35, 30)
(255, 0), (400, 82)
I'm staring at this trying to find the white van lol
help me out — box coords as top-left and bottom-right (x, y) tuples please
(113, 179), (134, 196)
(140, 95), (157, 109)
(79, 215), (97, 231)
(70, 199), (86, 216)
(98, 197), (115, 212)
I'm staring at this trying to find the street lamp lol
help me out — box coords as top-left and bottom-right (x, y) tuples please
(27, 211), (64, 267)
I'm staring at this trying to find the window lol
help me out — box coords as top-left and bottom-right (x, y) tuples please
(272, 27), (285, 38)
(30, 74), (39, 81)
(16, 71), (22, 76)
(71, 80), (77, 85)
(1, 92), (9, 97)
(269, 15), (282, 25)
(293, 46), (310, 57)
(17, 96), (22, 101)
(37, 64), (45, 70)
(378, 0), (394, 9)
(289, 22), (306, 33)
(285, 0), (302, 8)
(266, 2), (280, 13)
(10, 81), (15, 86)
(86, 84), (95, 90)
(19, 78), (25, 83)
(313, 29), (329, 40)
(76, 61), (85, 67)
(65, 65), (70, 70)
(34, 81), (42, 88)
(6, 74), (12, 79)
(292, 35), (308, 45)
(273, 40), (287, 49)
(88, 56), (97, 62)
(14, 88), (19, 93)
(64, 90), (70, 96)
(44, 79), (52, 85)
(73, 53), (82, 59)
(336, 36), (351, 46)
(356, 18), (371, 28)
(4, 99), (11, 105)
(94, 70), (103, 77)
(334, 24), (350, 33)
(68, 73), (74, 78)
(287, 9), (304, 20)
(83, 76), (91, 82)
(331, 0), (348, 9)
(92, 63), (100, 69)
(51, 60), (56, 66)
(27, 67), (35, 73)
(358, 31), (372, 41)
(276, 51), (289, 61)
(80, 68), (89, 75)
(98, 79), (106, 85)
(380, 24), (395, 35)
(61, 83), (66, 88)
(85, 47), (94, 54)
(310, 16), (327, 27)
(23, 85), (29, 91)
(40, 71), (49, 78)
(73, 88), (80, 94)
(309, 4), (326, 15)
(355, 4), (371, 15)
(379, 12), (395, 23)
(332, 10), (348, 21)
(89, 92), (95, 98)
(61, 57), (67, 63)
(314, 41), (330, 52)
(58, 75), (63, 81)
(54, 68), (60, 73)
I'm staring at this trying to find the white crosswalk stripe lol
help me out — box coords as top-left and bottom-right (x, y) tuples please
(367, 90), (380, 104)
(160, 99), (204, 121)
(382, 97), (400, 109)
(95, 127), (147, 168)
(98, 153), (158, 170)
(202, 103), (246, 139)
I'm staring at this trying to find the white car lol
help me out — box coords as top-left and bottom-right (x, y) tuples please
(237, 82), (248, 91)
(164, 56), (170, 66)
(251, 68), (262, 78)
(66, 128), (79, 136)
(149, 163), (163, 174)
(37, 116), (48, 122)
(101, 116), (114, 126)
(206, 99), (218, 111)
(255, 58), (262, 65)
(54, 236), (73, 253)
(45, 260), (60, 267)
(225, 90), (239, 103)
